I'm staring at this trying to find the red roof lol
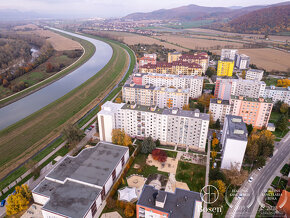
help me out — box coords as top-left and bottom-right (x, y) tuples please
(276, 190), (290, 216)
(140, 61), (202, 69)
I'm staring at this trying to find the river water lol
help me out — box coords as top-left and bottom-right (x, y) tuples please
(0, 28), (113, 130)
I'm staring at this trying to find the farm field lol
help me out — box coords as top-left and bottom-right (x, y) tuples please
(0, 35), (132, 180)
(100, 31), (186, 51)
(155, 34), (244, 50)
(17, 28), (82, 51)
(213, 48), (290, 72)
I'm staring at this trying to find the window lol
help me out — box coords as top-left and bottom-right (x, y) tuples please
(91, 201), (97, 217)
(112, 169), (116, 182)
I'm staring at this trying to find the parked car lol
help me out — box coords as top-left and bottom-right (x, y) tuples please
(237, 193), (243, 199)
(257, 167), (263, 171)
(0, 199), (6, 207)
(87, 127), (92, 131)
(90, 125), (95, 128)
(248, 176), (253, 183)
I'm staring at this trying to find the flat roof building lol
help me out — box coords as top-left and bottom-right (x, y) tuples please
(33, 142), (129, 218)
(221, 115), (248, 171)
(137, 185), (202, 218)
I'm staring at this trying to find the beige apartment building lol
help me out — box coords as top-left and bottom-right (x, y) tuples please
(122, 83), (189, 109)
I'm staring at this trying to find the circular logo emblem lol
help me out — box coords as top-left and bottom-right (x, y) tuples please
(200, 185), (219, 204)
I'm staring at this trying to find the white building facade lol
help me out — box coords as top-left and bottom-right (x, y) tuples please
(221, 115), (248, 171)
(98, 102), (209, 151)
(220, 49), (238, 61)
(122, 83), (189, 109)
(235, 54), (250, 70)
(209, 99), (231, 123)
(246, 69), (264, 81)
(138, 73), (204, 99)
(264, 86), (290, 105)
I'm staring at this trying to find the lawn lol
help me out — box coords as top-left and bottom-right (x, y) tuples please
(204, 83), (215, 90)
(165, 150), (177, 158)
(0, 34), (134, 180)
(271, 176), (287, 189)
(264, 77), (278, 86)
(157, 144), (175, 150)
(269, 111), (280, 123)
(280, 164), (290, 176)
(126, 153), (169, 178)
(176, 161), (206, 192)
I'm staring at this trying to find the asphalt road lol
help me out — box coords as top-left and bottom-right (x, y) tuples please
(226, 132), (290, 218)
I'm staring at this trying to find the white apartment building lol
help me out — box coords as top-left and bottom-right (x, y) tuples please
(32, 142), (129, 218)
(122, 83), (189, 109)
(215, 78), (266, 100)
(98, 102), (209, 151)
(235, 54), (250, 70)
(221, 115), (248, 171)
(209, 99), (231, 123)
(246, 69), (264, 81)
(220, 49), (238, 61)
(264, 85), (290, 105)
(133, 73), (204, 99)
(139, 73), (204, 99)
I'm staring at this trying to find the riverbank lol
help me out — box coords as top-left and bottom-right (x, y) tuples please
(0, 32), (135, 179)
(0, 31), (94, 107)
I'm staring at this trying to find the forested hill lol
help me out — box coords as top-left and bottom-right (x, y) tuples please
(217, 4), (290, 34)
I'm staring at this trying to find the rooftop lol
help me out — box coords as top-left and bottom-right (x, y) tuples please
(34, 180), (101, 218)
(137, 185), (201, 218)
(46, 142), (128, 186)
(98, 101), (125, 115)
(121, 103), (209, 120)
(210, 98), (230, 105)
(231, 95), (273, 103)
(225, 115), (248, 141)
(266, 86), (290, 91)
(247, 69), (264, 73)
(123, 83), (189, 94)
(137, 72), (204, 80)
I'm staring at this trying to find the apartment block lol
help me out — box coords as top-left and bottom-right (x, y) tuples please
(137, 185), (202, 218)
(214, 78), (266, 100)
(235, 54), (250, 70)
(217, 60), (234, 77)
(122, 83), (189, 109)
(220, 49), (238, 61)
(139, 54), (157, 67)
(246, 69), (264, 81)
(230, 95), (273, 128)
(209, 98), (231, 123)
(264, 85), (290, 105)
(139, 61), (203, 76)
(221, 115), (248, 171)
(33, 142), (129, 218)
(98, 102), (209, 151)
(168, 52), (182, 63)
(133, 72), (203, 99)
(178, 53), (209, 73)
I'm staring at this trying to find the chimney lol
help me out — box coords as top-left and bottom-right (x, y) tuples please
(155, 192), (167, 208)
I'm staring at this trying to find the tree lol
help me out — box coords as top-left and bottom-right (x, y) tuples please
(2, 79), (9, 87)
(241, 70), (246, 79)
(182, 104), (190, 111)
(209, 168), (226, 181)
(212, 138), (219, 147)
(46, 62), (53, 73)
(208, 111), (215, 128)
(6, 184), (32, 216)
(141, 136), (156, 154)
(62, 124), (83, 149)
(214, 119), (221, 129)
(223, 166), (249, 186)
(280, 103), (289, 114)
(152, 149), (167, 162)
(205, 67), (216, 78)
(273, 100), (283, 112)
(275, 114), (288, 133)
(246, 124), (253, 135)
(106, 197), (116, 209)
(215, 180), (226, 194)
(211, 151), (217, 159)
(115, 97), (122, 103)
(155, 139), (161, 147)
(112, 129), (132, 146)
(212, 132), (217, 138)
(198, 93), (214, 109)
(124, 204), (135, 217)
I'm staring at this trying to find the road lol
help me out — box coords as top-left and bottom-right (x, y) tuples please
(226, 132), (290, 218)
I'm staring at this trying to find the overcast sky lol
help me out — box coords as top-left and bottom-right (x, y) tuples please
(0, 0), (286, 18)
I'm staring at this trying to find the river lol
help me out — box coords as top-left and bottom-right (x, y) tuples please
(0, 28), (113, 130)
